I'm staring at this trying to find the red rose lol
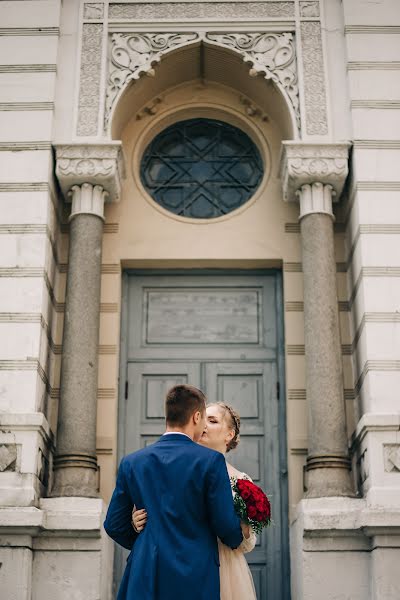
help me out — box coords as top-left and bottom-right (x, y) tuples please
(248, 505), (257, 519)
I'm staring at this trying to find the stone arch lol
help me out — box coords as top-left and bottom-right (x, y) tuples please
(106, 32), (299, 140)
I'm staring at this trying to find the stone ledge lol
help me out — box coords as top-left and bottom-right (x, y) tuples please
(352, 412), (400, 446)
(0, 412), (54, 445)
(293, 497), (400, 539)
(0, 498), (107, 537)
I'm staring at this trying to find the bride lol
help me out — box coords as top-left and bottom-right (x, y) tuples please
(133, 402), (257, 600)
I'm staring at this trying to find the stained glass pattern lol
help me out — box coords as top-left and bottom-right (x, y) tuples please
(140, 118), (264, 218)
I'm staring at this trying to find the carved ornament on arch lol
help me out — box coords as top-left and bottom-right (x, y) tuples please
(105, 31), (300, 132)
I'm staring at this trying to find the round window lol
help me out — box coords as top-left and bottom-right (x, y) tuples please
(140, 118), (264, 219)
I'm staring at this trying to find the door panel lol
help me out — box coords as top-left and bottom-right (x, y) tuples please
(126, 274), (277, 361)
(205, 361), (279, 600)
(124, 362), (201, 454)
(117, 272), (290, 600)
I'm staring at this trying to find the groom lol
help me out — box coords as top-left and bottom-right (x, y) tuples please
(104, 384), (243, 599)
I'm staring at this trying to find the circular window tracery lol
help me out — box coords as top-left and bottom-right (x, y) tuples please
(140, 118), (264, 219)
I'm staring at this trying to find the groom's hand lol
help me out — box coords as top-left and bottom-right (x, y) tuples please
(132, 505), (147, 533)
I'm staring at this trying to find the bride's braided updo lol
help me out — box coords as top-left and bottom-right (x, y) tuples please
(210, 402), (241, 452)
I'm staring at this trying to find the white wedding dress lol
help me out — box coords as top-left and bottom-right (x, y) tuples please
(218, 471), (257, 600)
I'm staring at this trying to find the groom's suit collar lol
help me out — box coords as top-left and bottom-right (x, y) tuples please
(158, 433), (194, 443)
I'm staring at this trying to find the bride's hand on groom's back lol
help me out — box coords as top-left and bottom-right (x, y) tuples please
(132, 505), (147, 533)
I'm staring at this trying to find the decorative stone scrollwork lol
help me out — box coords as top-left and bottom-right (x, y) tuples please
(105, 33), (199, 123)
(300, 21), (328, 135)
(383, 444), (400, 472)
(299, 1), (320, 18)
(54, 143), (125, 202)
(105, 31), (300, 131)
(280, 142), (350, 204)
(108, 2), (295, 20)
(205, 33), (299, 129)
(83, 3), (104, 20)
(0, 444), (18, 472)
(77, 24), (104, 136)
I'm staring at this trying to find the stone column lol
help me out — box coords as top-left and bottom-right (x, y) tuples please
(52, 143), (124, 497)
(281, 143), (354, 497)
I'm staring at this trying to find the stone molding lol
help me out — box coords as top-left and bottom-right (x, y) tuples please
(296, 182), (335, 220)
(107, 2), (296, 21)
(54, 143), (125, 203)
(105, 31), (300, 130)
(69, 183), (109, 221)
(280, 142), (351, 205)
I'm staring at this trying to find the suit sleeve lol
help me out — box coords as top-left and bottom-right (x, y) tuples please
(205, 452), (243, 549)
(103, 458), (138, 550)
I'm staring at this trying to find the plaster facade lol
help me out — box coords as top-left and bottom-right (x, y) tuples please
(0, 1), (399, 599)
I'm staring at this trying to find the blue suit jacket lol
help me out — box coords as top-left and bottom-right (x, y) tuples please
(104, 434), (243, 600)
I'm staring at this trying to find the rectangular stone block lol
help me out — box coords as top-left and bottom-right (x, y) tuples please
(346, 33), (400, 62)
(0, 150), (52, 183)
(0, 543), (32, 600)
(0, 73), (56, 103)
(0, 1), (61, 28)
(352, 107), (400, 139)
(0, 36), (59, 65)
(0, 233), (47, 267)
(348, 272), (400, 322)
(0, 111), (53, 142)
(0, 322), (42, 360)
(354, 321), (400, 364)
(343, 0), (400, 26)
(348, 70), (400, 102)
(0, 370), (39, 413)
(0, 191), (49, 224)
(353, 414), (400, 506)
(350, 233), (400, 272)
(0, 413), (52, 506)
(353, 148), (400, 182)
(359, 370), (400, 414)
(370, 545), (400, 600)
(0, 277), (44, 312)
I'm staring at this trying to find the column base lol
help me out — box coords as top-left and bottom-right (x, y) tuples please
(305, 454), (355, 497)
(51, 455), (99, 497)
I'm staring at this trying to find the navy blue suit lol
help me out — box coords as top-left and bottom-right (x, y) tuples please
(104, 433), (243, 599)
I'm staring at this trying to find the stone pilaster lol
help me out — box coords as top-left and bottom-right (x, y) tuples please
(52, 143), (124, 497)
(281, 142), (354, 497)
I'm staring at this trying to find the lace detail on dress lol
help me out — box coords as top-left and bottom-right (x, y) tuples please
(238, 528), (257, 553)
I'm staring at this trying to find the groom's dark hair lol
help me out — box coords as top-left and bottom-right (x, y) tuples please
(165, 384), (206, 427)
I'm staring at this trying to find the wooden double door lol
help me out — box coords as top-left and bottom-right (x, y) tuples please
(116, 272), (290, 599)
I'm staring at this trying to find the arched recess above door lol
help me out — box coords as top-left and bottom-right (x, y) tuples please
(108, 35), (298, 141)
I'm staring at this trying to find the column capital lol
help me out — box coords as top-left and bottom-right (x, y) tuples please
(280, 142), (351, 204)
(54, 142), (125, 203)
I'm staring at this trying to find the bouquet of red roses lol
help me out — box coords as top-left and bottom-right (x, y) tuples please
(230, 477), (271, 534)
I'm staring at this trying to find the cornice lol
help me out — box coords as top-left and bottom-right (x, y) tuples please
(280, 142), (351, 203)
(54, 143), (125, 202)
